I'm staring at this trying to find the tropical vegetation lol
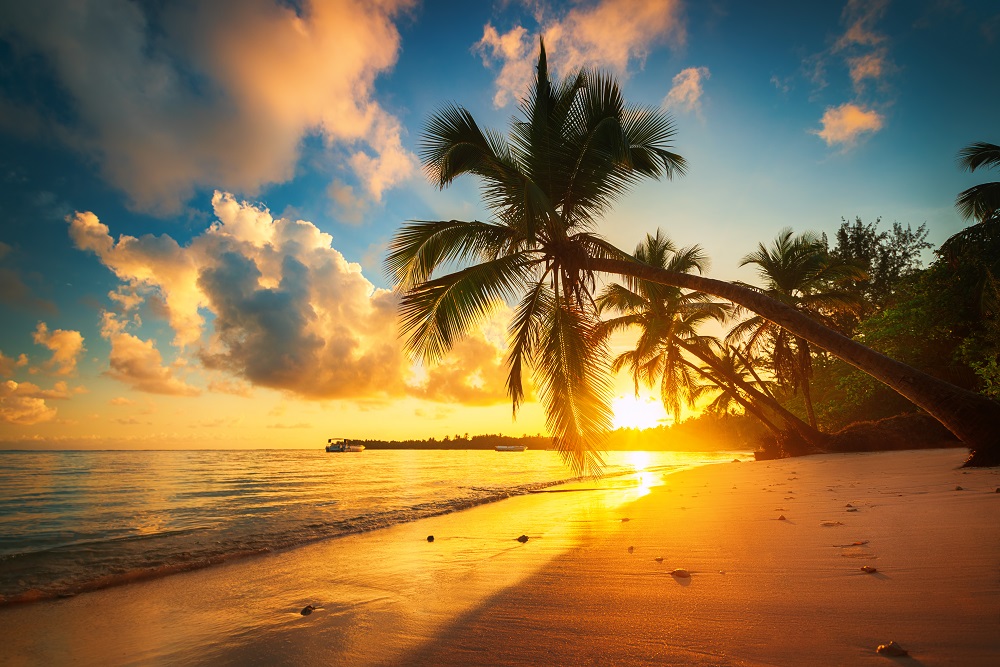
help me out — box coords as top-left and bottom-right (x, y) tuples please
(388, 41), (1000, 471)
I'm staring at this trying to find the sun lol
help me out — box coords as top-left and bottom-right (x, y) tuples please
(611, 395), (668, 431)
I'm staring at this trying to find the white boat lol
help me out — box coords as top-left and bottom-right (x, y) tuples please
(326, 438), (365, 452)
(495, 445), (527, 452)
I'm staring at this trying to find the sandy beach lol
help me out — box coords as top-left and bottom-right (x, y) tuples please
(2, 448), (998, 666)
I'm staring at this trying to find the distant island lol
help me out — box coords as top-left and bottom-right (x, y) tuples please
(350, 412), (760, 452)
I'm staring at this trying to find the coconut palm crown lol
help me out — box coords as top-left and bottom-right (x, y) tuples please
(386, 41), (685, 473)
(594, 230), (729, 420)
(955, 141), (1000, 224)
(728, 228), (866, 428)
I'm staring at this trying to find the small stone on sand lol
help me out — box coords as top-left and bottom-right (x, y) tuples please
(845, 503), (854, 507)
(427, 535), (434, 542)
(516, 534), (529, 543)
(955, 486), (963, 491)
(778, 515), (787, 521)
(670, 568), (691, 578)
(876, 641), (908, 657)
(621, 517), (630, 522)
(847, 508), (859, 512)
(654, 556), (664, 562)
(861, 565), (877, 573)
(628, 546), (634, 554)
(301, 605), (317, 616)
(821, 521), (844, 527)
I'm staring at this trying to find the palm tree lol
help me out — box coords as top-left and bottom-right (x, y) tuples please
(728, 229), (865, 429)
(595, 230), (823, 454)
(390, 42), (1000, 468)
(386, 43), (685, 473)
(594, 230), (724, 420)
(955, 141), (1000, 224)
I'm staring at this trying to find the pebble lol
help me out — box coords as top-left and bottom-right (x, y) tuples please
(670, 568), (691, 578)
(426, 535), (434, 542)
(876, 641), (908, 657)
(861, 565), (877, 574)
(628, 546), (634, 554)
(621, 517), (630, 522)
(955, 486), (964, 491)
(778, 515), (787, 521)
(516, 534), (529, 543)
(301, 605), (317, 616)
(654, 556), (664, 562)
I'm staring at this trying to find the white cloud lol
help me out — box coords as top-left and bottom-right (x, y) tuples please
(0, 0), (417, 214)
(476, 0), (685, 108)
(813, 103), (884, 147)
(72, 193), (514, 405)
(663, 67), (711, 115)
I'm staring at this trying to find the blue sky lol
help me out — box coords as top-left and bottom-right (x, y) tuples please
(0, 0), (997, 448)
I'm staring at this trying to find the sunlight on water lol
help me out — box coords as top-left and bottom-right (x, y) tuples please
(0, 448), (747, 603)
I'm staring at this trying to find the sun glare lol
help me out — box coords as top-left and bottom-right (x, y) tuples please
(611, 395), (667, 431)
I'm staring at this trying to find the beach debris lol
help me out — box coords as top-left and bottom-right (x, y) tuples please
(301, 605), (318, 616)
(995, 488), (1000, 493)
(777, 515), (787, 521)
(732, 458), (741, 463)
(845, 503), (854, 507)
(670, 568), (691, 578)
(628, 546), (634, 554)
(516, 534), (529, 543)
(847, 508), (859, 512)
(955, 486), (963, 491)
(719, 570), (726, 575)
(861, 565), (878, 574)
(654, 556), (664, 562)
(427, 535), (434, 542)
(876, 641), (908, 657)
(820, 521), (844, 527)
(621, 517), (630, 522)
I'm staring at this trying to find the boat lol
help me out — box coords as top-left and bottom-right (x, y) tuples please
(495, 445), (527, 452)
(326, 438), (365, 452)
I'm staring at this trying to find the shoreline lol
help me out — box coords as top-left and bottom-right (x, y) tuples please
(1, 448), (997, 665)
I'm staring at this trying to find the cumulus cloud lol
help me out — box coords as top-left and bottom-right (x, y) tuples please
(72, 193), (515, 405)
(0, 0), (417, 214)
(662, 67), (711, 115)
(0, 380), (58, 425)
(813, 103), (884, 147)
(32, 322), (85, 376)
(475, 0), (684, 108)
(100, 312), (201, 396)
(0, 351), (28, 378)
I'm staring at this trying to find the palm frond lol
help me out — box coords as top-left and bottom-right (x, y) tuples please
(385, 218), (523, 289)
(535, 302), (612, 475)
(399, 254), (532, 363)
(506, 279), (554, 414)
(957, 142), (1000, 173)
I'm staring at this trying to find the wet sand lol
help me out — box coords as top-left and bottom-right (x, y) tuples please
(2, 449), (998, 666)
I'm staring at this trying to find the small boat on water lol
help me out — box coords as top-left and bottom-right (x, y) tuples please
(495, 445), (527, 452)
(326, 438), (365, 452)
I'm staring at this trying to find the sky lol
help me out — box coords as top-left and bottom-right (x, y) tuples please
(0, 0), (997, 449)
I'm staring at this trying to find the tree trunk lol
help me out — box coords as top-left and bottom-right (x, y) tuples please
(795, 338), (818, 429)
(677, 339), (826, 454)
(589, 257), (1000, 466)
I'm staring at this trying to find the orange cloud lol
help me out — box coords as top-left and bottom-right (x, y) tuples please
(32, 322), (85, 376)
(663, 67), (711, 115)
(1, 0), (416, 213)
(847, 51), (889, 89)
(0, 351), (28, 378)
(0, 380), (58, 425)
(100, 313), (201, 396)
(813, 103), (884, 147)
(476, 0), (684, 108)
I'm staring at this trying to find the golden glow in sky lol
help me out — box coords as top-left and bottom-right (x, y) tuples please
(611, 395), (669, 431)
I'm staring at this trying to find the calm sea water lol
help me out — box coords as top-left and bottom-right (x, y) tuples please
(0, 448), (744, 604)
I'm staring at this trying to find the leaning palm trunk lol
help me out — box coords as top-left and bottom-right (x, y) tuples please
(680, 359), (784, 436)
(676, 339), (826, 453)
(589, 256), (1000, 466)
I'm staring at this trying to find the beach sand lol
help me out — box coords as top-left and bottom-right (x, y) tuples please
(1, 448), (997, 666)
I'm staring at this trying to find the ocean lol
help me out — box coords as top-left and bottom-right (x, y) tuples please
(0, 448), (746, 604)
